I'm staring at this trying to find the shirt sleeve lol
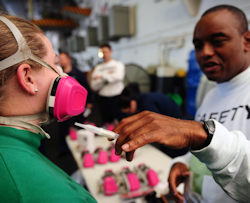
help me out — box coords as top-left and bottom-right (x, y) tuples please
(90, 66), (106, 91)
(101, 61), (125, 83)
(191, 120), (250, 202)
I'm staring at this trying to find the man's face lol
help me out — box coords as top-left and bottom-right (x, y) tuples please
(121, 100), (137, 115)
(59, 53), (70, 69)
(101, 47), (112, 62)
(193, 10), (247, 83)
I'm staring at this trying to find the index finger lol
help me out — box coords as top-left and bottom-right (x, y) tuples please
(114, 111), (151, 133)
(115, 112), (156, 155)
(114, 111), (151, 155)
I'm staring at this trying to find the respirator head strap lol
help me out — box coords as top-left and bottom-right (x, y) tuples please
(47, 77), (61, 118)
(0, 16), (60, 75)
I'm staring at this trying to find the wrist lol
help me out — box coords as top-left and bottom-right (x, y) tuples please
(190, 121), (213, 150)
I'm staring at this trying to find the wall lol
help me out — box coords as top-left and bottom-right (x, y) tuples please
(42, 0), (250, 72)
(108, 0), (250, 72)
(2, 0), (250, 72)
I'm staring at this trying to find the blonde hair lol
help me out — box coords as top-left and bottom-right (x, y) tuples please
(0, 14), (47, 87)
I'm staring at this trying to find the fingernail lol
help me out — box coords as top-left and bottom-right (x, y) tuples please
(122, 144), (129, 151)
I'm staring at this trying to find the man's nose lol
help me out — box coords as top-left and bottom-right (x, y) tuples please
(201, 43), (214, 57)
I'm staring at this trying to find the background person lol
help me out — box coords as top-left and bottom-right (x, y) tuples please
(59, 50), (94, 109)
(90, 43), (125, 126)
(119, 83), (182, 119)
(0, 14), (96, 202)
(57, 51), (94, 155)
(119, 83), (186, 158)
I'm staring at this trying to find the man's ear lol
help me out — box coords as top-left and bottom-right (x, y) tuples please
(17, 64), (37, 95)
(243, 31), (250, 52)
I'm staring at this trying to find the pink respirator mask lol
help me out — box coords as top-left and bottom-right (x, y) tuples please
(0, 16), (88, 122)
(47, 76), (88, 121)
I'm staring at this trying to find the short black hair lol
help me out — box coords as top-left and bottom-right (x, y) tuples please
(58, 49), (70, 58)
(100, 43), (112, 50)
(119, 83), (140, 109)
(202, 4), (248, 34)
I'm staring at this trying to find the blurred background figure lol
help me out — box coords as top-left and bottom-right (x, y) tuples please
(119, 83), (182, 119)
(57, 50), (94, 156)
(119, 83), (188, 158)
(90, 43), (125, 127)
(59, 50), (94, 109)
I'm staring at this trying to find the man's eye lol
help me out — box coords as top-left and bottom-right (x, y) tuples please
(212, 39), (224, 46)
(194, 42), (203, 51)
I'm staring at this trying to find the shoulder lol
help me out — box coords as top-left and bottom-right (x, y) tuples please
(0, 152), (20, 201)
(111, 59), (125, 66)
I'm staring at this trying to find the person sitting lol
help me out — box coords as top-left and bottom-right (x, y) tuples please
(119, 83), (187, 158)
(119, 83), (182, 118)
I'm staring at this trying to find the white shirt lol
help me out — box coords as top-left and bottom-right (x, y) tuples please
(90, 59), (125, 97)
(173, 67), (250, 202)
(192, 120), (250, 202)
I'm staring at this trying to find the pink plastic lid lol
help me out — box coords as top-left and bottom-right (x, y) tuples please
(109, 148), (121, 162)
(127, 173), (140, 191)
(97, 150), (108, 164)
(69, 129), (77, 140)
(103, 176), (118, 196)
(147, 169), (159, 187)
(83, 153), (95, 168)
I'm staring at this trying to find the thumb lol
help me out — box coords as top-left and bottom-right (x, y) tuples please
(182, 171), (190, 177)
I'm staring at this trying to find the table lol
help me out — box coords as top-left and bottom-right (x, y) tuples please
(66, 135), (173, 203)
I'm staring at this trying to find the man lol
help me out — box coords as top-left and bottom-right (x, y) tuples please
(59, 51), (94, 106)
(120, 83), (182, 119)
(90, 43), (125, 125)
(114, 5), (250, 203)
(170, 5), (250, 203)
(57, 51), (94, 155)
(119, 83), (187, 158)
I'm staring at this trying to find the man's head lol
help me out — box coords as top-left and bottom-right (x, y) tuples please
(100, 43), (112, 62)
(59, 51), (72, 73)
(119, 83), (140, 114)
(193, 5), (250, 83)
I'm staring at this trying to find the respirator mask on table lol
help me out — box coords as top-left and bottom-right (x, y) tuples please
(0, 16), (88, 138)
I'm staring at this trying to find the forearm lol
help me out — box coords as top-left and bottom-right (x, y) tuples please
(101, 64), (125, 83)
(90, 78), (105, 91)
(192, 120), (250, 202)
(102, 71), (124, 83)
(159, 119), (208, 150)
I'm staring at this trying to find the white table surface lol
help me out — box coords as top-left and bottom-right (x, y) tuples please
(66, 135), (173, 203)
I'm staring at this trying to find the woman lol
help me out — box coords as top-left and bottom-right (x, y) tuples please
(0, 14), (96, 202)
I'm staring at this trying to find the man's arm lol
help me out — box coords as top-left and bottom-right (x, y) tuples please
(90, 66), (106, 91)
(192, 121), (250, 202)
(114, 111), (250, 202)
(114, 111), (207, 161)
(101, 61), (125, 83)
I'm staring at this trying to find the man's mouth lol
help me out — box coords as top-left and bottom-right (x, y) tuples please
(202, 62), (220, 72)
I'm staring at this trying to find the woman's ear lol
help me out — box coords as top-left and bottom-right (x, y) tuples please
(17, 64), (37, 95)
(243, 31), (250, 52)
